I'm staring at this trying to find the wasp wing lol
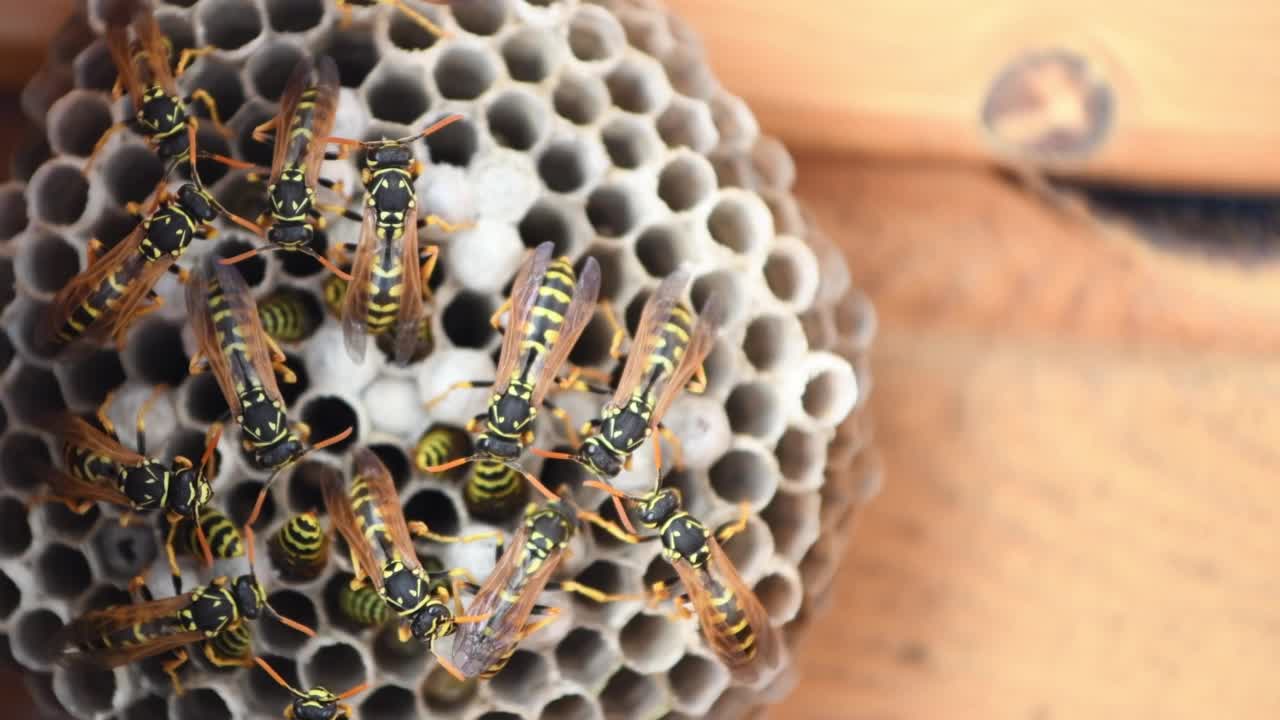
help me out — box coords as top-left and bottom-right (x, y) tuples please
(103, 254), (179, 344)
(303, 56), (340, 188)
(529, 257), (600, 408)
(390, 206), (426, 366)
(104, 16), (144, 116)
(187, 262), (242, 416)
(606, 270), (688, 412)
(351, 448), (422, 574)
(647, 293), (724, 430)
(40, 224), (149, 349)
(132, 5), (180, 98)
(59, 591), (199, 667)
(340, 209), (379, 363)
(492, 242), (552, 397)
(320, 459), (386, 595)
(269, 56), (314, 188)
(40, 464), (134, 509)
(211, 262), (288, 408)
(37, 415), (145, 466)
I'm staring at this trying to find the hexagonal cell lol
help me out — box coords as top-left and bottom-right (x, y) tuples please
(156, 10), (196, 60)
(743, 314), (803, 373)
(606, 58), (669, 115)
(755, 570), (802, 623)
(188, 125), (235, 185)
(247, 653), (300, 713)
(214, 237), (269, 288)
(667, 653), (729, 715)
(580, 243), (625, 301)
(800, 352), (859, 428)
(0, 567), (20, 619)
(442, 291), (496, 348)
(261, 589), (320, 652)
(586, 184), (639, 238)
(40, 497), (102, 540)
(54, 660), (117, 717)
(249, 43), (306, 102)
(553, 71), (608, 126)
(707, 192), (771, 257)
(306, 641), (369, 691)
(724, 383), (785, 441)
(567, 307), (614, 369)
(568, 6), (625, 64)
(0, 258), (15, 312)
(619, 611), (684, 672)
(183, 372), (231, 427)
(709, 92), (759, 153)
(424, 116), (479, 167)
(487, 90), (548, 151)
(6, 363), (66, 424)
(387, 8), (441, 52)
(775, 426), (824, 486)
(421, 662), (479, 713)
(122, 693), (169, 720)
(18, 230), (79, 297)
(502, 27), (556, 83)
(104, 143), (166, 206)
(299, 395), (361, 454)
(326, 23), (381, 87)
(489, 649), (550, 705)
(718, 514), (771, 581)
(13, 608), (65, 669)
(124, 319), (190, 387)
(555, 626), (617, 687)
(691, 270), (746, 330)
(58, 348), (126, 409)
(602, 666), (663, 719)
(172, 687), (231, 720)
(367, 64), (429, 125)
(198, 0), (264, 51)
(435, 44), (498, 100)
(266, 0), (326, 33)
(476, 713), (521, 720)
(0, 184), (29, 243)
(601, 115), (661, 171)
(11, 130), (52, 184)
(0, 495), (32, 557)
(48, 91), (113, 158)
(361, 684), (416, 720)
(658, 153), (716, 213)
(36, 542), (93, 599)
(657, 98), (718, 155)
(29, 161), (90, 227)
(764, 245), (819, 309)
(229, 478), (274, 528)
(369, 621), (428, 678)
(403, 487), (461, 536)
(539, 693), (601, 720)
(91, 518), (158, 582)
(538, 140), (592, 194)
(74, 40), (116, 91)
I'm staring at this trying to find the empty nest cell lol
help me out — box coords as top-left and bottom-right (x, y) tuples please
(553, 71), (608, 126)
(724, 382), (785, 441)
(402, 486), (461, 536)
(568, 6), (626, 64)
(435, 44), (498, 101)
(538, 140), (595, 193)
(124, 319), (189, 387)
(539, 693), (600, 720)
(6, 363), (66, 424)
(421, 663), (479, 713)
(121, 694), (168, 720)
(172, 687), (231, 720)
(326, 23), (381, 87)
(367, 65), (430, 125)
(89, 519), (158, 582)
(73, 41), (116, 92)
(707, 192), (772, 257)
(518, 200), (577, 255)
(103, 143), (165, 206)
(442, 291), (496, 348)
(370, 623), (428, 678)
(12, 608), (64, 669)
(48, 91), (113, 158)
(306, 640), (369, 692)
(555, 627), (618, 688)
(248, 654), (300, 712)
(0, 495), (32, 557)
(360, 684), (416, 720)
(299, 395), (361, 454)
(605, 58), (670, 115)
(764, 244), (819, 309)
(658, 153), (716, 212)
(585, 184), (639, 238)
(800, 352), (859, 428)
(54, 661), (116, 717)
(228, 479), (273, 527)
(29, 161), (89, 227)
(487, 90), (548, 151)
(265, 0), (326, 33)
(657, 98), (718, 155)
(0, 184), (28, 243)
(387, 8), (440, 52)
(668, 653), (729, 714)
(754, 570), (802, 623)
(620, 611), (684, 673)
(602, 114), (662, 170)
(198, 0), (264, 51)
(602, 666), (663, 719)
(450, 0), (507, 36)
(262, 589), (320, 652)
(502, 27), (556, 83)
(0, 567), (19, 620)
(424, 116), (479, 167)
(249, 43), (306, 102)
(18, 230), (79, 297)
(488, 649), (551, 706)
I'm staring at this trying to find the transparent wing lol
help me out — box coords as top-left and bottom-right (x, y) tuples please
(269, 56), (313, 187)
(607, 270), (688, 411)
(340, 209), (379, 363)
(492, 242), (552, 397)
(104, 21), (144, 115)
(40, 465), (134, 509)
(303, 56), (340, 188)
(320, 458), (385, 594)
(40, 225), (148, 348)
(352, 448), (421, 573)
(390, 206), (425, 366)
(186, 262), (243, 416)
(38, 415), (145, 466)
(648, 293), (724, 428)
(103, 254), (178, 342)
(133, 5), (179, 98)
(212, 263), (287, 408)
(530, 257), (600, 407)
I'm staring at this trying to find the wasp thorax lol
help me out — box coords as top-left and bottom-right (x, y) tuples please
(117, 460), (171, 510)
(268, 222), (315, 250)
(637, 488), (682, 528)
(176, 183), (219, 224)
(411, 602), (455, 643)
(166, 465), (212, 517)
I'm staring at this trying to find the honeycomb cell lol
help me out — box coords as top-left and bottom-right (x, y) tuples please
(263, 589), (320, 652)
(718, 514), (770, 580)
(104, 144), (165, 206)
(367, 442), (411, 490)
(657, 98), (718, 155)
(538, 140), (591, 193)
(580, 243), (624, 301)
(553, 71), (608, 126)
(518, 200), (576, 254)
(370, 622), (428, 678)
(13, 608), (64, 669)
(249, 43), (306, 102)
(0, 495), (33, 557)
(403, 487), (461, 536)
(658, 153), (716, 212)
(709, 92), (759, 153)
(183, 372), (230, 426)
(724, 383), (784, 441)
(198, 0), (264, 51)
(743, 314), (803, 373)
(620, 611), (683, 673)
(602, 666), (662, 719)
(502, 27), (556, 83)
(435, 44), (498, 100)
(6, 363), (66, 424)
(73, 40), (116, 91)
(606, 58), (669, 115)
(156, 11), (196, 61)
(59, 348), (125, 409)
(667, 653), (728, 715)
(568, 6), (625, 64)
(0, 184), (28, 243)
(172, 687), (231, 720)
(442, 291), (496, 348)
(122, 693), (168, 720)
(266, 0), (326, 33)
(691, 270), (745, 329)
(707, 192), (771, 257)
(247, 654), (299, 712)
(41, 499), (102, 540)
(425, 116), (479, 167)
(19, 230), (79, 297)
(487, 91), (548, 151)
(54, 661), (116, 717)
(754, 570), (802, 623)
(539, 693), (600, 720)
(775, 427), (823, 488)
(229, 479), (273, 527)
(307, 641), (369, 692)
(37, 542), (92, 599)
(489, 650), (551, 706)
(602, 118), (657, 175)
(48, 91), (113, 158)
(188, 125), (235, 185)
(90, 520), (158, 582)
(326, 24), (381, 87)
(477, 713), (522, 720)
(387, 9), (440, 52)
(800, 352), (859, 428)
(585, 184), (638, 238)
(367, 65), (429, 125)
(11, 131), (52, 184)
(421, 662), (479, 713)
(567, 309), (615, 368)
(299, 395), (361, 454)
(361, 684), (416, 720)
(0, 567), (19, 619)
(214, 238), (269, 287)
(29, 161), (90, 227)
(555, 627), (617, 687)
(764, 244), (818, 309)
(124, 319), (189, 387)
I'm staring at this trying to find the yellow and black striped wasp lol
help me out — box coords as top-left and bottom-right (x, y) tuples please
(269, 510), (330, 582)
(173, 507), (244, 564)
(559, 271), (723, 480)
(253, 655), (369, 720)
(326, 114), (466, 365)
(419, 242), (600, 493)
(414, 423), (528, 523)
(89, 0), (228, 174)
(323, 263), (434, 363)
(41, 128), (228, 353)
(187, 259), (352, 475)
(448, 495), (629, 680)
(58, 521), (315, 694)
(128, 568), (255, 675)
(584, 481), (784, 685)
(321, 447), (499, 670)
(30, 385), (222, 592)
(336, 551), (445, 629)
(204, 56), (352, 279)
(258, 286), (325, 345)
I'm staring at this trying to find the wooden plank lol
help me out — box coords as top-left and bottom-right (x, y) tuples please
(667, 0), (1280, 190)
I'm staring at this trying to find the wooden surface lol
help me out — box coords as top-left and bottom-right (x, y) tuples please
(774, 156), (1280, 719)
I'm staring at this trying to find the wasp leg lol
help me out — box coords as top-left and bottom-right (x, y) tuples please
(576, 511), (659, 545)
(96, 389), (120, 440)
(167, 264), (191, 284)
(263, 335), (298, 384)
(420, 214), (472, 235)
(348, 547), (368, 589)
(556, 365), (612, 393)
(488, 298), (511, 331)
(175, 46), (215, 77)
(555, 580), (641, 605)
(165, 516), (184, 595)
(540, 397), (580, 446)
(86, 238), (106, 268)
(186, 90), (233, 138)
(599, 300), (625, 359)
(83, 122), (130, 175)
(424, 380), (493, 410)
(418, 244), (440, 301)
(134, 384), (167, 457)
(162, 649), (190, 696)
(250, 116), (279, 145)
(201, 151), (261, 172)
(294, 420), (313, 443)
(25, 494), (93, 514)
(464, 414), (485, 434)
(715, 501), (751, 544)
(128, 574), (152, 603)
(187, 351), (209, 376)
(514, 605), (561, 640)
(407, 521), (503, 549)
(686, 362), (708, 395)
(655, 422), (685, 473)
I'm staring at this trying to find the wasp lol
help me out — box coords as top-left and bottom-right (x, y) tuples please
(269, 510), (330, 582)
(204, 56), (351, 279)
(552, 271), (723, 479)
(322, 447), (499, 668)
(41, 127), (228, 353)
(186, 259), (352, 511)
(128, 573), (254, 674)
(58, 522), (314, 694)
(413, 424), (527, 523)
(171, 506), (244, 565)
(258, 287), (325, 344)
(326, 114), (466, 365)
(584, 481), (783, 685)
(420, 242), (600, 493)
(88, 0), (228, 174)
(337, 553), (446, 629)
(31, 386), (222, 592)
(324, 263), (434, 363)
(254, 655), (368, 720)
(336, 0), (449, 39)
(449, 496), (629, 680)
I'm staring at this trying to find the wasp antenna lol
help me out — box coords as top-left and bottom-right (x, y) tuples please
(310, 426), (354, 452)
(414, 113), (465, 141)
(518, 468), (560, 502)
(306, 248), (354, 282)
(612, 495), (637, 536)
(337, 681), (370, 701)
(422, 455), (473, 474)
(194, 511), (214, 568)
(583, 479), (624, 498)
(218, 246), (267, 266)
(200, 422), (222, 474)
(254, 656), (304, 697)
(530, 447), (574, 461)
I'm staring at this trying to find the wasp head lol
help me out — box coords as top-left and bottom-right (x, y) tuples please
(267, 222), (314, 251)
(474, 433), (521, 461)
(636, 487), (682, 528)
(576, 438), (622, 479)
(231, 574), (266, 620)
(410, 602), (455, 643)
(368, 143), (413, 169)
(291, 690), (340, 720)
(177, 183), (219, 224)
(166, 464), (213, 517)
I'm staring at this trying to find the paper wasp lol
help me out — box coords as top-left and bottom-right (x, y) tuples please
(186, 259), (352, 486)
(129, 573), (254, 674)
(58, 521), (315, 694)
(584, 481), (783, 685)
(337, 553), (446, 629)
(420, 242), (600, 495)
(321, 447), (500, 671)
(203, 56), (352, 279)
(327, 114), (467, 365)
(448, 496), (630, 680)
(41, 127), (228, 353)
(258, 287), (325, 344)
(253, 655), (369, 720)
(31, 385), (222, 592)
(269, 510), (330, 582)
(413, 423), (527, 523)
(171, 506), (243, 570)
(89, 0), (229, 174)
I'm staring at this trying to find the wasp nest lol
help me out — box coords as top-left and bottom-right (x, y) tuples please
(0, 0), (878, 718)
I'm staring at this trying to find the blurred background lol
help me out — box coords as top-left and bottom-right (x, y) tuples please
(4, 1), (1280, 718)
